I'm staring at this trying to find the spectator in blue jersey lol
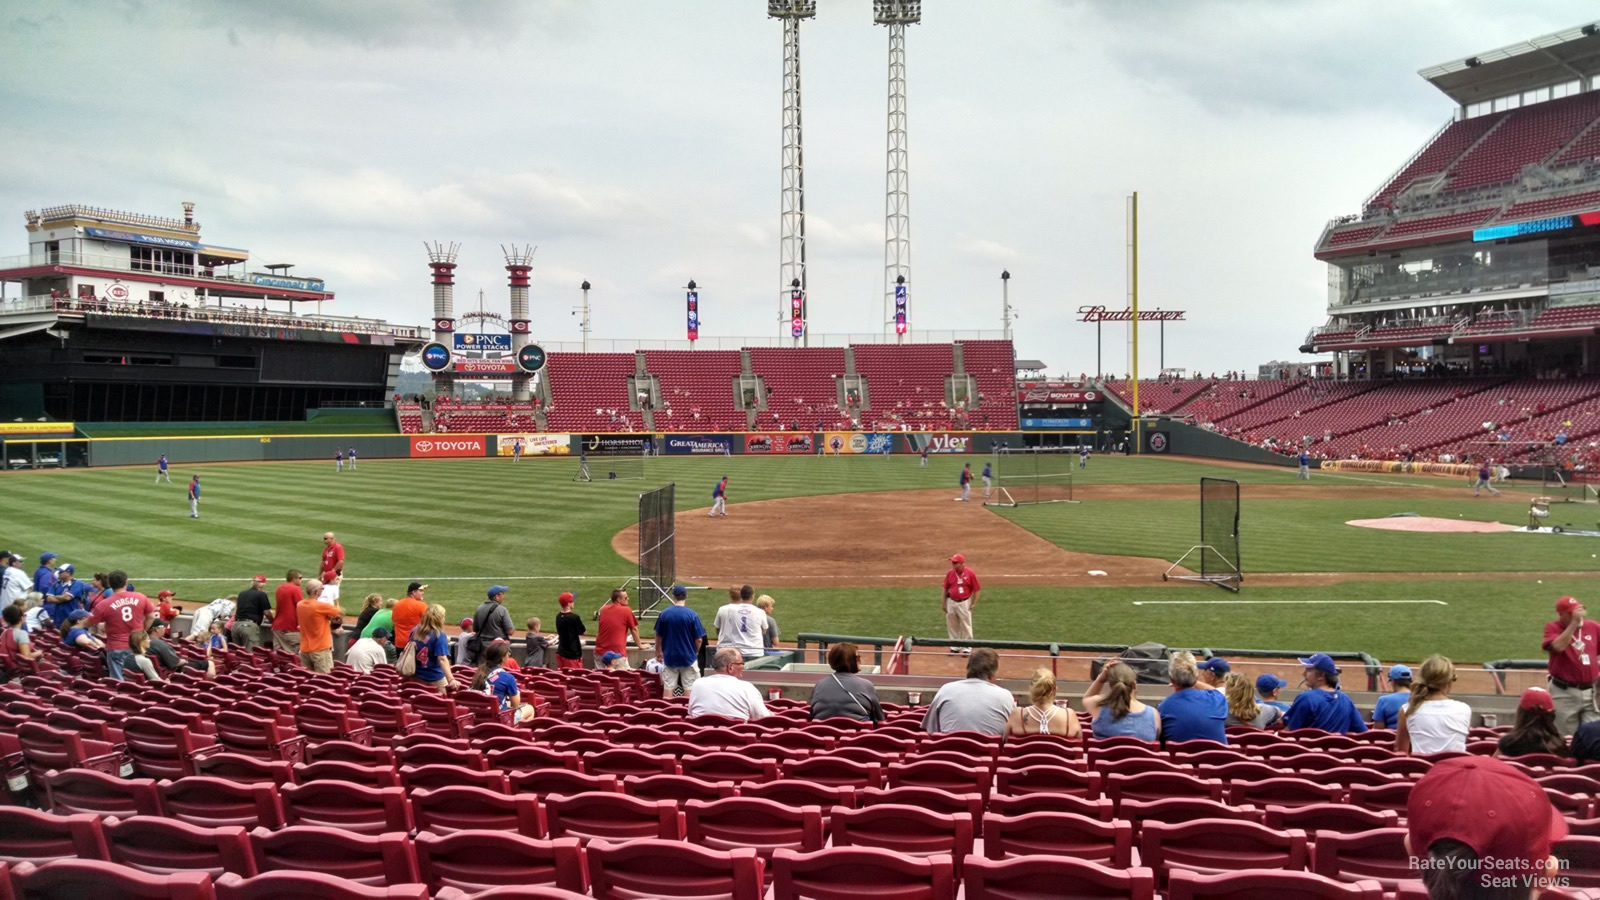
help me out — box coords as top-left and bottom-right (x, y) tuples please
(60, 609), (103, 653)
(1196, 656), (1229, 690)
(471, 641), (534, 723)
(654, 585), (707, 696)
(44, 564), (92, 627)
(1372, 664), (1413, 730)
(32, 553), (58, 597)
(1284, 653), (1368, 733)
(407, 604), (458, 693)
(1256, 673), (1290, 713)
(1158, 651), (1228, 745)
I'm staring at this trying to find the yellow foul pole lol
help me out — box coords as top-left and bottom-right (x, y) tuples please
(1130, 191), (1140, 453)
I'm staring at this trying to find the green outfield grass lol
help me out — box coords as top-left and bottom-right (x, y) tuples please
(2, 453), (1594, 662)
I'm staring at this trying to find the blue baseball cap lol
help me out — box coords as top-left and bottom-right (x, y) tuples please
(487, 585), (510, 598)
(599, 651), (624, 665)
(671, 585), (688, 599)
(39, 552), (57, 563)
(1256, 673), (1287, 693)
(1388, 664), (1413, 680)
(1197, 657), (1230, 674)
(1298, 653), (1339, 677)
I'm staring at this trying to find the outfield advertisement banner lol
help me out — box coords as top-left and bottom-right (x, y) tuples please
(1021, 417), (1094, 430)
(745, 433), (814, 454)
(1320, 459), (1476, 478)
(409, 436), (486, 458)
(576, 434), (652, 455)
(663, 434), (733, 455)
(821, 432), (894, 454)
(904, 433), (973, 454)
(0, 422), (74, 435)
(497, 434), (569, 456)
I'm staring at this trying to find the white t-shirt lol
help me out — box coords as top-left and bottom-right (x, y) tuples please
(687, 673), (771, 721)
(1405, 698), (1472, 754)
(713, 603), (768, 658)
(345, 638), (388, 673)
(0, 568), (28, 606)
(320, 583), (341, 606)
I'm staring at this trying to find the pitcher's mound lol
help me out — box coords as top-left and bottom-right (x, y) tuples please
(613, 489), (1182, 588)
(1347, 516), (1520, 534)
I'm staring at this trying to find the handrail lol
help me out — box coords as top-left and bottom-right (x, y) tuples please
(0, 250), (327, 294)
(0, 295), (423, 339)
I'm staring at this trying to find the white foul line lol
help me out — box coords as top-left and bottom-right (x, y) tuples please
(1131, 599), (1449, 606)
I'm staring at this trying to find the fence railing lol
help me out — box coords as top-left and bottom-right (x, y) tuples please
(0, 250), (328, 294)
(0, 296), (423, 339)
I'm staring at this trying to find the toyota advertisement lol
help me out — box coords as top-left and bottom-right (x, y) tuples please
(745, 433), (814, 454)
(409, 436), (486, 458)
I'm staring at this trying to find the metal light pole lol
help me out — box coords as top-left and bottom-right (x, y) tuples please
(576, 280), (591, 353)
(876, 0), (918, 340)
(1000, 270), (1014, 341)
(770, 0), (815, 344)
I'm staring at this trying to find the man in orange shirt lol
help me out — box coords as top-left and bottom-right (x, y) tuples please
(296, 578), (345, 673)
(391, 582), (428, 649)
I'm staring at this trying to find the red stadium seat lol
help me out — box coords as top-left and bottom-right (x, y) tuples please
(1105, 772), (1224, 810)
(487, 746), (582, 773)
(354, 703), (427, 741)
(303, 741), (396, 768)
(248, 825), (419, 887)
(1166, 869), (1383, 899)
(1140, 819), (1308, 885)
(684, 797), (825, 870)
(586, 838), (764, 900)
(291, 761), (400, 788)
(739, 780), (856, 813)
(1554, 836), (1600, 888)
(293, 705), (374, 747)
(963, 855), (1156, 900)
(101, 817), (255, 879)
(857, 786), (985, 828)
(1346, 782), (1413, 815)
(413, 831), (589, 896)
(993, 765), (1100, 799)
(982, 811), (1134, 866)
(408, 694), (474, 740)
(15, 721), (127, 780)
(584, 748), (678, 779)
(770, 847), (955, 900)
(781, 757), (885, 790)
(622, 774), (738, 804)
(1264, 804), (1398, 835)
(159, 777), (285, 830)
(410, 785), (546, 837)
(886, 760), (991, 800)
(1195, 761), (1281, 783)
(210, 713), (305, 766)
(0, 807), (110, 865)
(8, 859), (216, 899)
(212, 870), (428, 899)
(509, 769), (621, 796)
(392, 743), (487, 772)
(679, 753), (779, 784)
(1099, 757), (1189, 778)
(189, 753), (293, 789)
(397, 764), (507, 793)
(989, 792), (1114, 822)
(1226, 777), (1346, 809)
(278, 781), (413, 835)
(42, 768), (164, 818)
(1310, 828), (1414, 889)
(828, 804), (975, 878)
(543, 792), (684, 843)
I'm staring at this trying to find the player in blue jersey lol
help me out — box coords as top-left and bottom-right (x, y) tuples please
(981, 462), (993, 500)
(920, 445), (929, 468)
(956, 464), (972, 502)
(156, 454), (171, 483)
(710, 477), (729, 517)
(188, 475), (201, 518)
(1297, 450), (1311, 481)
(512, 440), (523, 463)
(347, 447), (357, 470)
(1079, 445), (1089, 468)
(335, 450), (344, 472)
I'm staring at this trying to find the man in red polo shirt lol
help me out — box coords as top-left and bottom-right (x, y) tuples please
(942, 553), (981, 656)
(1545, 595), (1600, 736)
(595, 588), (642, 667)
(89, 570), (155, 680)
(272, 570), (305, 655)
(321, 532), (345, 579)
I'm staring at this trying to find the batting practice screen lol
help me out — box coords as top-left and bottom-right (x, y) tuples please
(576, 453), (644, 482)
(1200, 477), (1242, 587)
(637, 483), (676, 602)
(985, 448), (1076, 507)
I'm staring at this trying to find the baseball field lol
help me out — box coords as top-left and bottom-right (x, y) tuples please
(4, 452), (1596, 663)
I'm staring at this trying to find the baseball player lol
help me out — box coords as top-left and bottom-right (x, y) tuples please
(334, 450), (344, 472)
(920, 445), (930, 468)
(1474, 459), (1500, 497)
(156, 454), (171, 483)
(188, 475), (201, 518)
(1079, 445), (1089, 469)
(956, 464), (972, 502)
(512, 440), (523, 463)
(348, 447), (357, 470)
(577, 450), (592, 482)
(981, 461), (992, 499)
(1297, 450), (1311, 481)
(710, 476), (729, 517)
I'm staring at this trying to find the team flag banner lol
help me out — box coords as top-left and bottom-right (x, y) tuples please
(497, 434), (569, 456)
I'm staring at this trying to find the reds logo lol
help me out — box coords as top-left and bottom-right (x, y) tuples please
(433, 318), (454, 332)
(1149, 432), (1169, 453)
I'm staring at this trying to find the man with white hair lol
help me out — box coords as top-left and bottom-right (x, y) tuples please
(687, 647), (770, 721)
(295, 578), (345, 674)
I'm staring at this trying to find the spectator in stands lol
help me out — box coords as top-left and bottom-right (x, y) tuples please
(1, 605), (41, 669)
(232, 575), (271, 650)
(31, 552), (57, 598)
(1256, 673), (1290, 713)
(1283, 653), (1368, 733)
(524, 617), (549, 669)
(714, 585), (767, 661)
(1083, 660), (1159, 741)
(466, 585), (516, 665)
(1396, 655), (1471, 755)
(145, 621), (215, 678)
(1158, 652), (1228, 745)
(44, 564), (91, 627)
(91, 570), (155, 681)
(391, 582), (428, 651)
(362, 597), (396, 641)
(1372, 665), (1414, 730)
(60, 609), (102, 653)
(296, 579), (344, 674)
(348, 592), (382, 649)
(407, 603), (457, 693)
(1223, 672), (1282, 729)
(809, 642), (884, 723)
(1407, 756), (1566, 900)
(922, 647), (1015, 735)
(0, 552), (29, 606)
(1574, 721), (1600, 765)
(126, 630), (164, 681)
(1543, 596), (1600, 736)
(595, 588), (641, 666)
(1196, 657), (1229, 690)
(756, 595), (780, 650)
(688, 647), (771, 721)
(454, 617), (476, 666)
(471, 641), (535, 723)
(1007, 668), (1082, 738)
(271, 570), (304, 655)
(1497, 688), (1566, 759)
(554, 592), (586, 670)
(654, 586), (706, 696)
(346, 628), (390, 674)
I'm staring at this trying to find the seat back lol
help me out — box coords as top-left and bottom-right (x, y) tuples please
(856, 787), (984, 828)
(412, 830), (589, 895)
(411, 785), (545, 837)
(43, 769), (164, 818)
(191, 755), (293, 788)
(741, 780), (856, 812)
(278, 781), (413, 835)
(1553, 835), (1600, 888)
(770, 847), (955, 900)
(993, 765), (1100, 799)
(1166, 868), (1383, 900)
(291, 761), (400, 789)
(587, 839), (763, 900)
(1106, 772), (1224, 810)
(963, 855), (1156, 900)
(543, 792), (683, 843)
(684, 797), (824, 859)
(487, 747), (582, 773)
(103, 816), (256, 879)
(10, 859), (217, 899)
(1266, 804), (1398, 834)
(1227, 777), (1346, 809)
(249, 825), (420, 887)
(1116, 798), (1259, 836)
(212, 870), (429, 899)
(397, 764), (506, 793)
(623, 774), (738, 804)
(982, 811), (1134, 867)
(584, 748), (678, 778)
(303, 741), (395, 768)
(1140, 819), (1308, 884)
(887, 760), (991, 798)
(509, 769), (621, 796)
(679, 752), (779, 784)
(0, 807), (109, 864)
(828, 804), (974, 878)
(159, 777), (285, 830)
(1309, 828), (1415, 889)
(780, 757), (884, 790)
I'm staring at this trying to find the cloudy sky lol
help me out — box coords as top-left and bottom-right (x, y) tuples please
(2, 0), (1595, 376)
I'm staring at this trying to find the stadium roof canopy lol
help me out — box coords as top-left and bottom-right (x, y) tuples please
(1419, 22), (1600, 105)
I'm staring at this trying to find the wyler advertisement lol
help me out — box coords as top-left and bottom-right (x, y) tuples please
(905, 433), (972, 454)
(663, 434), (733, 455)
(745, 433), (814, 454)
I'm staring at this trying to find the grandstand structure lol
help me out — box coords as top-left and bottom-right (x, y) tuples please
(1306, 23), (1600, 382)
(0, 204), (423, 422)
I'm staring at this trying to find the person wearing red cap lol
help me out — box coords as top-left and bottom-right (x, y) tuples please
(1543, 595), (1600, 736)
(554, 592), (586, 670)
(942, 554), (980, 655)
(1407, 755), (1566, 897)
(156, 591), (181, 624)
(1497, 688), (1567, 759)
(232, 575), (271, 650)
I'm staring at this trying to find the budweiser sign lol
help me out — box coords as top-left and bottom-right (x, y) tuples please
(1077, 305), (1186, 323)
(1018, 387), (1100, 403)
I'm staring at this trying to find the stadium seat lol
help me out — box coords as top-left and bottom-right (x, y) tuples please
(101, 816), (255, 879)
(684, 797), (825, 870)
(982, 811), (1134, 866)
(397, 764), (506, 793)
(962, 855), (1156, 900)
(278, 782), (413, 835)
(0, 807), (110, 864)
(413, 831), (590, 896)
(408, 694), (475, 739)
(190, 754), (293, 789)
(828, 804), (975, 878)
(1105, 772), (1225, 809)
(303, 741), (396, 768)
(1166, 868), (1383, 899)
(509, 769), (621, 796)
(8, 859), (217, 899)
(159, 777), (285, 830)
(989, 791), (1115, 822)
(1226, 777), (1346, 808)
(857, 786), (985, 828)
(293, 704), (374, 746)
(1310, 828), (1414, 889)
(1554, 836), (1600, 888)
(432, 889), (590, 900)
(586, 838), (764, 900)
(623, 774), (738, 804)
(355, 703), (427, 741)
(410, 785), (545, 837)
(210, 713), (305, 766)
(1345, 782), (1413, 815)
(15, 721), (127, 780)
(1264, 804), (1398, 834)
(584, 748), (678, 779)
(739, 780), (856, 813)
(393, 743), (487, 772)
(42, 768), (164, 818)
(780, 757), (885, 790)
(487, 746), (582, 774)
(291, 761), (400, 788)
(886, 760), (991, 800)
(212, 870), (429, 899)
(679, 753), (779, 784)
(248, 825), (419, 887)
(993, 765), (1100, 799)
(542, 792), (684, 843)
(1140, 819), (1308, 884)
(770, 847), (955, 900)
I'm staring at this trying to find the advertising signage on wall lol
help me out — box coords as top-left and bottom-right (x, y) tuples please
(454, 359), (517, 374)
(905, 433), (973, 454)
(745, 433), (814, 454)
(663, 434), (733, 455)
(578, 434), (652, 454)
(1021, 418), (1094, 430)
(454, 333), (512, 350)
(1018, 387), (1101, 403)
(409, 436), (485, 458)
(497, 434), (568, 456)
(1473, 215), (1576, 242)
(84, 227), (203, 250)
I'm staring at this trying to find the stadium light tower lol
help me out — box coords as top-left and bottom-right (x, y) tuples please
(770, 0), (816, 346)
(875, 0), (918, 342)
(425, 241), (459, 398)
(502, 244), (535, 402)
